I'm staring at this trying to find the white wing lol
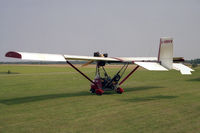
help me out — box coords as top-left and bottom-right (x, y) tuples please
(5, 51), (119, 62)
(115, 57), (158, 62)
(6, 51), (157, 62)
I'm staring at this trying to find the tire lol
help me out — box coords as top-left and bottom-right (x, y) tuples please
(116, 87), (124, 94)
(95, 89), (104, 95)
(90, 88), (96, 93)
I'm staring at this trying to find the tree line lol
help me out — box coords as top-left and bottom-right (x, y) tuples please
(185, 58), (200, 68)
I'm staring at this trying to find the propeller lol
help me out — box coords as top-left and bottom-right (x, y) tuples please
(81, 60), (94, 67)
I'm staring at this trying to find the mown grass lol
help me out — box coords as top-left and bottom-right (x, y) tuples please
(0, 64), (199, 133)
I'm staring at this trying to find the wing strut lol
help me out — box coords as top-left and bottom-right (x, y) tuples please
(119, 65), (140, 85)
(66, 61), (97, 87)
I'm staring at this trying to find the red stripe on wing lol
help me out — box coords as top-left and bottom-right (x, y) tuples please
(5, 51), (22, 59)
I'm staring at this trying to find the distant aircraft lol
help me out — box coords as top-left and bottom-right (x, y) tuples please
(5, 37), (194, 95)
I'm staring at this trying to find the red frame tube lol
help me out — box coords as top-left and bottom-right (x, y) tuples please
(66, 61), (97, 86)
(119, 65), (139, 85)
(158, 38), (161, 62)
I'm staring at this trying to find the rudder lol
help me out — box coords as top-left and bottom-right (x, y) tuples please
(158, 37), (173, 69)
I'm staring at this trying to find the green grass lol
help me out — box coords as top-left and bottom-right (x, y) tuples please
(0, 65), (200, 133)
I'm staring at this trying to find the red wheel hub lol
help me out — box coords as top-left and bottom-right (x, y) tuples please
(95, 89), (104, 95)
(116, 87), (124, 94)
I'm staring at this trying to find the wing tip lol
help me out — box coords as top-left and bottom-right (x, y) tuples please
(5, 51), (22, 59)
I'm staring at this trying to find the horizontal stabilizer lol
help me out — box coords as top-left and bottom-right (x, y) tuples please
(134, 62), (168, 71)
(173, 63), (194, 75)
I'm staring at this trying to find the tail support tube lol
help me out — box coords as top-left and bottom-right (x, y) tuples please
(119, 65), (139, 85)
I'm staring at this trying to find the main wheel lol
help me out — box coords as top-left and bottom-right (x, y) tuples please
(116, 87), (124, 94)
(95, 89), (104, 95)
(90, 88), (96, 93)
(90, 84), (98, 94)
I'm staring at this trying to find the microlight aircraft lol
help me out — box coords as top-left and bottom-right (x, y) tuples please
(5, 37), (194, 95)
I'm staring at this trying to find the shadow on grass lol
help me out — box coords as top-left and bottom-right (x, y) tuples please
(102, 86), (162, 95)
(0, 86), (163, 105)
(187, 77), (200, 82)
(0, 72), (20, 75)
(123, 95), (178, 102)
(0, 91), (91, 105)
(125, 86), (163, 92)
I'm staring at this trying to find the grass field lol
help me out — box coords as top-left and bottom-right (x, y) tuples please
(0, 64), (200, 133)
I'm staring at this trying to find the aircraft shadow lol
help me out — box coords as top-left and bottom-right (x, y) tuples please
(0, 72), (20, 74)
(102, 86), (162, 95)
(0, 91), (91, 105)
(124, 86), (163, 92)
(187, 77), (200, 82)
(0, 86), (163, 105)
(123, 95), (178, 102)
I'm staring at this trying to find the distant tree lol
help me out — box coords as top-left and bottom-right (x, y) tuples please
(192, 62), (198, 68)
(186, 58), (200, 67)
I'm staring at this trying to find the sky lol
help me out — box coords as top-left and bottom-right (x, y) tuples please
(0, 0), (200, 62)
